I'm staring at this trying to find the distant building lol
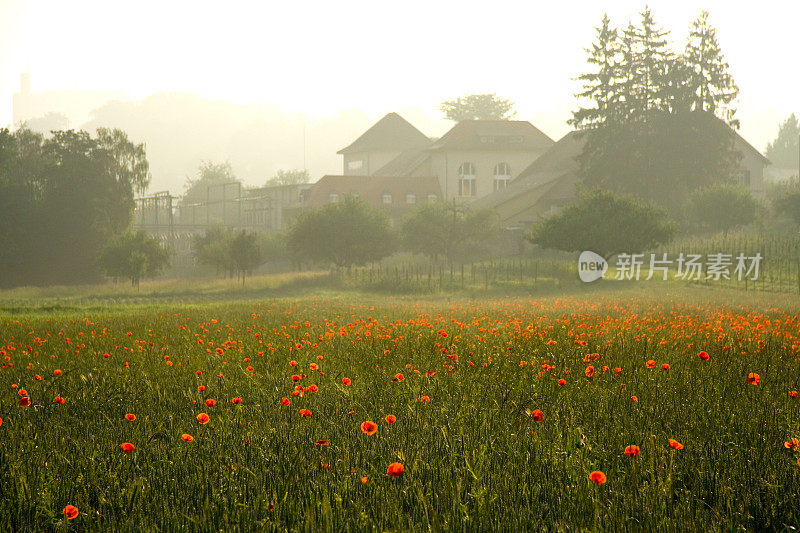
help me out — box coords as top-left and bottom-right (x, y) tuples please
(475, 120), (770, 229)
(12, 73), (128, 129)
(285, 174), (441, 227)
(333, 112), (555, 203)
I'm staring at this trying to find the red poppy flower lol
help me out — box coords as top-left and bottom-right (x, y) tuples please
(360, 421), (378, 435)
(646, 360), (655, 368)
(281, 397), (291, 406)
(784, 438), (798, 450)
(125, 413), (136, 421)
(181, 433), (194, 442)
(393, 373), (405, 382)
(198, 385), (205, 392)
(0, 417), (3, 427)
(585, 366), (594, 378)
(63, 505), (79, 519)
(557, 378), (566, 386)
(624, 445), (640, 457)
(54, 369), (63, 376)
(790, 391), (798, 399)
(315, 440), (329, 446)
(589, 471), (607, 485)
(196, 370), (202, 376)
(246, 366), (254, 373)
(668, 438), (683, 450)
(420, 396), (431, 403)
(698, 351), (709, 361)
(385, 414), (396, 424)
(307, 384), (319, 393)
(54, 396), (65, 404)
(387, 462), (404, 477)
(747, 372), (760, 385)
(289, 360), (298, 367)
(205, 399), (216, 407)
(341, 377), (351, 386)
(291, 375), (301, 382)
(232, 397), (242, 404)
(361, 476), (369, 484)
(197, 412), (210, 424)
(661, 364), (670, 371)
(19, 397), (30, 407)
(531, 409), (545, 422)
(631, 396), (638, 402)
(120, 442), (135, 453)
(299, 408), (312, 418)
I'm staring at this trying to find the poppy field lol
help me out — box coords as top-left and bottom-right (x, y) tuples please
(2, 288), (800, 530)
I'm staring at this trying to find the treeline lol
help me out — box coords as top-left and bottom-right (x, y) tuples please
(0, 127), (171, 288)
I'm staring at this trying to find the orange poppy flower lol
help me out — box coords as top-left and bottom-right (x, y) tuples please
(557, 379), (566, 386)
(181, 433), (194, 443)
(54, 369), (63, 376)
(797, 457), (800, 468)
(360, 421), (378, 435)
(668, 438), (683, 450)
(393, 373), (405, 382)
(747, 372), (760, 385)
(790, 391), (798, 399)
(631, 395), (638, 402)
(120, 442), (135, 453)
(198, 385), (205, 391)
(125, 413), (136, 421)
(784, 438), (798, 451)
(299, 408), (312, 417)
(361, 476), (369, 484)
(661, 364), (670, 371)
(341, 377), (351, 386)
(54, 396), (65, 404)
(289, 360), (298, 367)
(205, 399), (216, 407)
(0, 417), (3, 427)
(589, 471), (606, 485)
(315, 440), (329, 446)
(531, 409), (545, 422)
(624, 445), (640, 457)
(698, 351), (709, 361)
(646, 360), (655, 368)
(291, 375), (301, 382)
(19, 397), (30, 407)
(280, 397), (291, 406)
(197, 413), (210, 424)
(387, 462), (404, 477)
(63, 505), (79, 519)
(585, 366), (595, 378)
(420, 396), (431, 403)
(385, 414), (396, 424)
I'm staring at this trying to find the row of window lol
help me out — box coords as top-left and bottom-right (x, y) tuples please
(458, 162), (512, 197)
(329, 192), (438, 204)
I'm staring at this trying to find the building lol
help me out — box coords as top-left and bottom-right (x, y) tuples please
(332, 112), (555, 203)
(475, 120), (771, 229)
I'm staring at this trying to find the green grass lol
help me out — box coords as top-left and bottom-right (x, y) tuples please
(1, 285), (800, 530)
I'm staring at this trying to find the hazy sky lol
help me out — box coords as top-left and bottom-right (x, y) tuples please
(1, 0), (797, 150)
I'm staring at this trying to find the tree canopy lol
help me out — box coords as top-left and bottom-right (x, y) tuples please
(528, 189), (676, 258)
(267, 169), (310, 187)
(100, 231), (170, 287)
(766, 114), (799, 170)
(287, 196), (395, 267)
(440, 94), (517, 121)
(570, 9), (741, 211)
(0, 127), (150, 287)
(685, 183), (757, 235)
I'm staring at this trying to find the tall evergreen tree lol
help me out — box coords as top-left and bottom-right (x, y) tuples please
(766, 114), (800, 169)
(624, 7), (673, 117)
(684, 11), (739, 126)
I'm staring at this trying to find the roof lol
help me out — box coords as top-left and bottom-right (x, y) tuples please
(474, 131), (584, 208)
(337, 113), (431, 154)
(302, 175), (442, 208)
(426, 120), (555, 152)
(372, 149), (430, 177)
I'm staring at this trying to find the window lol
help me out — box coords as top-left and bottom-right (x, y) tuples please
(406, 193), (416, 204)
(347, 160), (363, 170)
(329, 193), (339, 203)
(736, 169), (751, 188)
(458, 162), (476, 197)
(382, 193), (392, 204)
(494, 162), (511, 191)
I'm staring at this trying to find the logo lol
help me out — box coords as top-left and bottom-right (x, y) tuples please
(578, 251), (608, 283)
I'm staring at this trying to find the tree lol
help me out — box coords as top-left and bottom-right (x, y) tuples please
(0, 127), (150, 287)
(766, 114), (800, 170)
(100, 231), (171, 287)
(287, 195), (395, 267)
(182, 160), (239, 206)
(572, 9), (741, 211)
(685, 183), (757, 235)
(22, 112), (69, 134)
(528, 189), (676, 258)
(191, 227), (236, 277)
(440, 94), (516, 121)
(267, 169), (310, 187)
(400, 200), (499, 265)
(191, 227), (275, 284)
(229, 230), (268, 285)
(772, 180), (800, 226)
(684, 11), (739, 126)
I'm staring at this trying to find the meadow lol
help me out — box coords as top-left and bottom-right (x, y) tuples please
(2, 281), (800, 531)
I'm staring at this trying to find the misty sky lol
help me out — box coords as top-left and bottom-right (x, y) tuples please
(1, 0), (798, 152)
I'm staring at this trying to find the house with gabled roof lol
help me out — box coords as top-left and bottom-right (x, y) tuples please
(331, 112), (556, 203)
